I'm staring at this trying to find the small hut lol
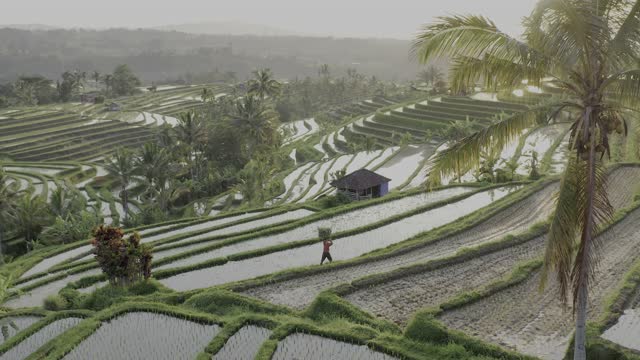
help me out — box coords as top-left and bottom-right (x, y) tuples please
(106, 102), (122, 112)
(330, 169), (390, 201)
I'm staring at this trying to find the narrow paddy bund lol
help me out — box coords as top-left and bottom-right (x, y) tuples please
(0, 316), (42, 345)
(242, 166), (640, 310)
(159, 187), (517, 291)
(438, 206), (640, 360)
(0, 317), (83, 360)
(243, 182), (558, 309)
(154, 187), (474, 268)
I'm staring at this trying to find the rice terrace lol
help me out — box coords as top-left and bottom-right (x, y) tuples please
(0, 0), (639, 359)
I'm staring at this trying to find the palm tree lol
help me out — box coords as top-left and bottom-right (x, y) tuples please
(9, 195), (51, 251)
(0, 273), (19, 338)
(174, 111), (207, 179)
(137, 142), (169, 189)
(49, 183), (86, 219)
(318, 64), (331, 79)
(201, 88), (211, 102)
(248, 69), (282, 100)
(229, 96), (277, 155)
(414, 2), (640, 358)
(363, 137), (377, 154)
(92, 71), (101, 88)
(0, 171), (18, 262)
(105, 148), (138, 222)
(102, 74), (113, 94)
(419, 65), (444, 86)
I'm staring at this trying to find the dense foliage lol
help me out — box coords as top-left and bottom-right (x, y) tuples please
(0, 65), (141, 107)
(91, 226), (152, 285)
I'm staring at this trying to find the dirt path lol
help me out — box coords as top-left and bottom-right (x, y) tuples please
(439, 207), (640, 360)
(243, 166), (640, 310)
(344, 235), (546, 325)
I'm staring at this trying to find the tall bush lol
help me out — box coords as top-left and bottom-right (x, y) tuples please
(91, 226), (152, 286)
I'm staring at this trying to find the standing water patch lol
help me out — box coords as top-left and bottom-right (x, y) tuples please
(601, 308), (640, 351)
(63, 312), (219, 360)
(272, 333), (397, 360)
(0, 317), (82, 360)
(160, 187), (516, 291)
(213, 325), (271, 359)
(0, 316), (42, 345)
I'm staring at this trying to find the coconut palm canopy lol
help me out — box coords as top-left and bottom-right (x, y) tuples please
(413, 1), (639, 358)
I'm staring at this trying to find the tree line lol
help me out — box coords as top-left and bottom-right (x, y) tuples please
(0, 64), (141, 107)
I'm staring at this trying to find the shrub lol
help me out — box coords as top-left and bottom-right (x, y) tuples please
(40, 211), (103, 245)
(316, 193), (352, 209)
(79, 280), (164, 311)
(404, 312), (450, 344)
(43, 294), (68, 310)
(91, 225), (153, 286)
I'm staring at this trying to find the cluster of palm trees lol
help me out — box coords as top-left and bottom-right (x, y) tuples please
(103, 71), (290, 221)
(277, 64), (389, 122)
(414, 0), (640, 358)
(0, 171), (99, 255)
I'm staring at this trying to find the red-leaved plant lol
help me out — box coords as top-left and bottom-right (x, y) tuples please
(91, 225), (153, 285)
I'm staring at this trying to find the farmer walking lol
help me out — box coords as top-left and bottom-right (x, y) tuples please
(319, 227), (333, 265)
(321, 238), (333, 265)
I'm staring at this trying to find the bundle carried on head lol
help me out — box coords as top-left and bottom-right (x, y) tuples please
(318, 227), (332, 240)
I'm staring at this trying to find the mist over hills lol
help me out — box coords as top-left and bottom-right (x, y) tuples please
(0, 27), (422, 83)
(153, 20), (305, 37)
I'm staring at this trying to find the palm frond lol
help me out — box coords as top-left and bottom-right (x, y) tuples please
(450, 55), (547, 93)
(609, 0), (640, 62)
(542, 150), (613, 307)
(525, 0), (611, 71)
(428, 104), (555, 186)
(541, 154), (581, 300)
(411, 15), (551, 73)
(571, 149), (613, 308)
(603, 69), (640, 110)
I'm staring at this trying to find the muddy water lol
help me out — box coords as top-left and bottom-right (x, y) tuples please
(19, 245), (94, 279)
(159, 187), (516, 291)
(299, 159), (336, 201)
(376, 145), (435, 189)
(213, 325), (271, 360)
(602, 309), (640, 351)
(0, 317), (83, 360)
(62, 312), (219, 360)
(141, 212), (259, 244)
(272, 333), (397, 360)
(155, 187), (475, 268)
(157, 209), (315, 250)
(7, 269), (101, 308)
(0, 316), (42, 345)
(278, 163), (315, 203)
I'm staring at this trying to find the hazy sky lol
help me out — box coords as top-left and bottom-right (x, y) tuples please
(2, 0), (539, 39)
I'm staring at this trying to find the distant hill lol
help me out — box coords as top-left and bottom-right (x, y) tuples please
(0, 28), (424, 83)
(154, 21), (304, 37)
(0, 24), (59, 31)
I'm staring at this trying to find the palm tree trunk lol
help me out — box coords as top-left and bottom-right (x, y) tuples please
(122, 184), (128, 222)
(574, 119), (597, 360)
(0, 223), (4, 264)
(574, 283), (588, 359)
